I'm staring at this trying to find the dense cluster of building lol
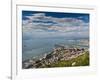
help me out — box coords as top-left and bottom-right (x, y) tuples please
(22, 45), (87, 69)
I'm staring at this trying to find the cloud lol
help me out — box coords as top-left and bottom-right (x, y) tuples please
(22, 12), (89, 39)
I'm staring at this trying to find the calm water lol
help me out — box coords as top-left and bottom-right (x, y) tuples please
(22, 37), (89, 61)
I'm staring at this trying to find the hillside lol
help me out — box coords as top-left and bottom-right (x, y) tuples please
(22, 46), (89, 69)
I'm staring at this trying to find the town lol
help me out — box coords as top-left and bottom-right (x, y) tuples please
(22, 45), (89, 69)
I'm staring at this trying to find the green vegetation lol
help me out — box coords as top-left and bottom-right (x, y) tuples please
(45, 51), (89, 67)
(23, 47), (90, 69)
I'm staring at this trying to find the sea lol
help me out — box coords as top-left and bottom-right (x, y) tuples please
(22, 38), (89, 61)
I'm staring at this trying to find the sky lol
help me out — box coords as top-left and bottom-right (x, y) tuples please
(22, 11), (89, 60)
(22, 11), (89, 39)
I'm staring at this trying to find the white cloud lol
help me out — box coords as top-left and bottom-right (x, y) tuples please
(22, 12), (89, 39)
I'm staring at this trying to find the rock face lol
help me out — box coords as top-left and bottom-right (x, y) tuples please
(22, 46), (88, 69)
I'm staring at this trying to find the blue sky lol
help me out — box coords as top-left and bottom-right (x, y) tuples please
(22, 11), (89, 22)
(22, 11), (89, 39)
